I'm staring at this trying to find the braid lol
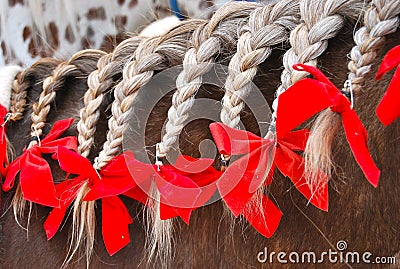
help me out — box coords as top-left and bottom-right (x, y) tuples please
(69, 20), (204, 266)
(69, 38), (143, 265)
(162, 2), (260, 153)
(271, 0), (362, 121)
(0, 66), (22, 112)
(220, 0), (300, 128)
(304, 0), (400, 188)
(94, 20), (204, 170)
(347, 0), (400, 92)
(77, 37), (144, 158)
(10, 73), (27, 122)
(10, 59), (62, 122)
(29, 49), (105, 149)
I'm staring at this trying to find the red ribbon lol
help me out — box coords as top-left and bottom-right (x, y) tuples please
(276, 64), (380, 187)
(270, 129), (328, 211)
(2, 118), (77, 207)
(120, 155), (221, 225)
(375, 45), (400, 126)
(44, 147), (137, 256)
(0, 105), (8, 177)
(210, 122), (275, 215)
(0, 104), (9, 211)
(210, 122), (283, 237)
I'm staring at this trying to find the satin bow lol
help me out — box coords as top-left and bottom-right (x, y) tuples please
(209, 122), (282, 237)
(276, 64), (380, 187)
(2, 118), (77, 207)
(375, 45), (400, 126)
(44, 147), (138, 256)
(0, 104), (8, 177)
(122, 155), (221, 225)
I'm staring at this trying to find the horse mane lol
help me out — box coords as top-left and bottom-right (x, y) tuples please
(1, 0), (400, 268)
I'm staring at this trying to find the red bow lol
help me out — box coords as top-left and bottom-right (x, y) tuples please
(210, 122), (282, 237)
(269, 129), (328, 211)
(44, 147), (137, 256)
(375, 45), (400, 126)
(276, 64), (380, 187)
(0, 105), (8, 177)
(2, 118), (77, 207)
(122, 155), (221, 225)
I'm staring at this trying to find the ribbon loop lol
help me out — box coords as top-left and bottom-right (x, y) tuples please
(2, 118), (77, 207)
(375, 45), (400, 126)
(277, 64), (380, 187)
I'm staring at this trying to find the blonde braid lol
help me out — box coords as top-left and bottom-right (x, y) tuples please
(66, 39), (144, 268)
(77, 37), (144, 158)
(29, 50), (105, 149)
(0, 66), (22, 112)
(271, 0), (362, 122)
(94, 20), (205, 170)
(220, 0), (300, 128)
(162, 2), (260, 153)
(305, 0), (400, 188)
(10, 73), (28, 122)
(10, 53), (102, 241)
(9, 59), (62, 122)
(347, 0), (400, 92)
(69, 20), (204, 267)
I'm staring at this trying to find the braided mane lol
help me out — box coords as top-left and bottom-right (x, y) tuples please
(0, 1), (399, 268)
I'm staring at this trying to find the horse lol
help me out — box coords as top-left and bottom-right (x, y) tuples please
(1, 0), (400, 268)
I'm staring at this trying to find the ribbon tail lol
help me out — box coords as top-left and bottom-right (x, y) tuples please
(44, 206), (68, 240)
(159, 202), (192, 224)
(241, 194), (282, 238)
(376, 66), (400, 126)
(342, 111), (380, 187)
(275, 147), (328, 211)
(102, 196), (132, 256)
(43, 180), (81, 239)
(217, 147), (266, 217)
(2, 154), (24, 191)
(375, 45), (400, 80)
(20, 152), (59, 207)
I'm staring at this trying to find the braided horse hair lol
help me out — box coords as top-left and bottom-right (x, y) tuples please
(1, 0), (400, 268)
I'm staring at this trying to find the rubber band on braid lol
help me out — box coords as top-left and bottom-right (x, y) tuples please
(161, 1), (261, 154)
(93, 20), (205, 170)
(220, 0), (300, 129)
(28, 49), (106, 149)
(77, 37), (144, 158)
(304, 0), (400, 188)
